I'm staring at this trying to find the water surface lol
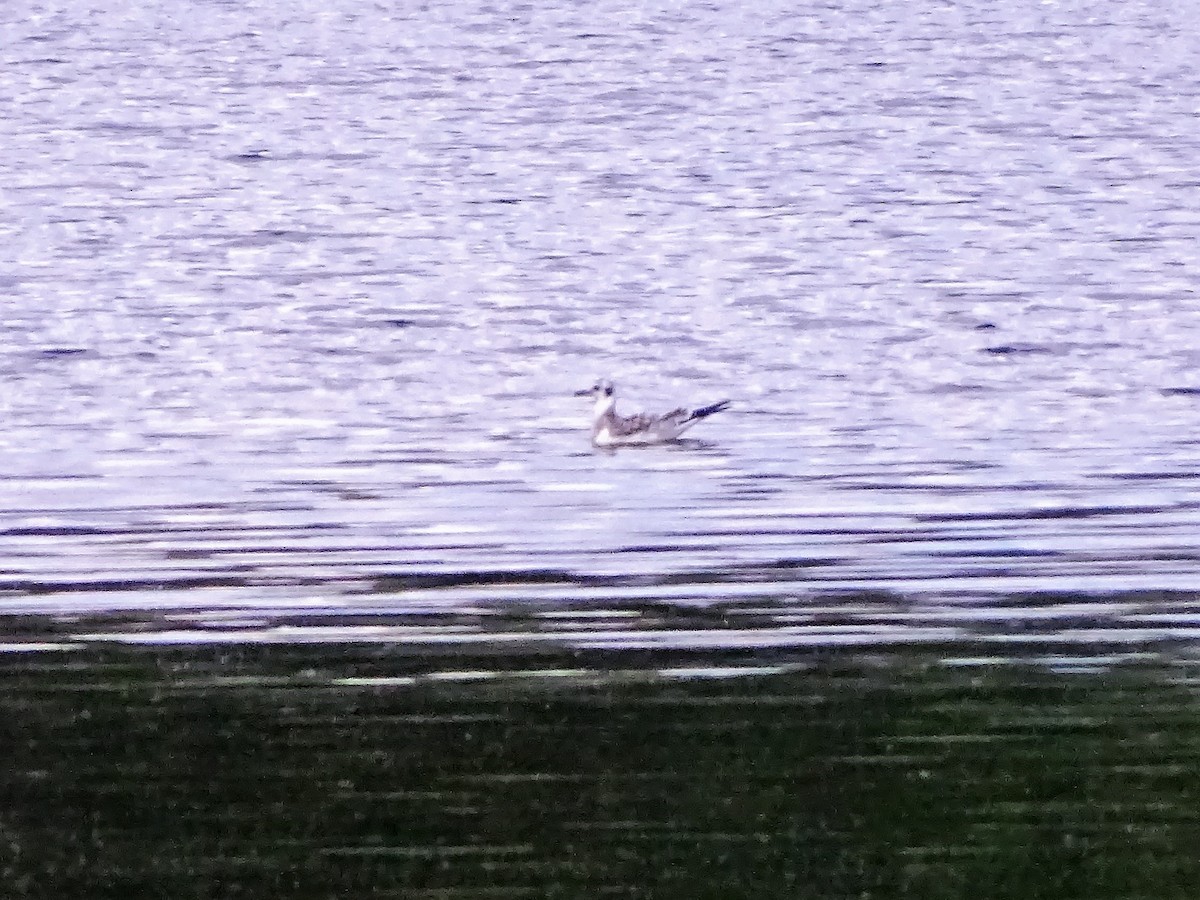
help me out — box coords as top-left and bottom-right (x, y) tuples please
(3, 0), (1200, 894)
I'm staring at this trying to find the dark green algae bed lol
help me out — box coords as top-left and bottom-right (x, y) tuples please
(3, 637), (1199, 899)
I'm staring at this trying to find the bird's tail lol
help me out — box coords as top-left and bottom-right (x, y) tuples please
(689, 399), (731, 421)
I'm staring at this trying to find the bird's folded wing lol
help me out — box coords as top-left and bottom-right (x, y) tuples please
(609, 412), (664, 436)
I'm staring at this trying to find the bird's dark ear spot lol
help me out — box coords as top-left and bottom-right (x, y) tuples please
(604, 385), (614, 396)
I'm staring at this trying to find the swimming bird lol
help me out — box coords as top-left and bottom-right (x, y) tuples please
(574, 379), (731, 447)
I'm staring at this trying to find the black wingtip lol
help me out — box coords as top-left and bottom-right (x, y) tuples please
(693, 399), (732, 419)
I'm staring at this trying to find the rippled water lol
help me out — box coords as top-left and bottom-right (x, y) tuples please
(4, 0), (1200, 653)
(3, 0), (1200, 893)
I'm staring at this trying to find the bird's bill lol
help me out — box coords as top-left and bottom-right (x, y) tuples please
(573, 387), (594, 397)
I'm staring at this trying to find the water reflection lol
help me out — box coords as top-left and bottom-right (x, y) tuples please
(3, 645), (1198, 897)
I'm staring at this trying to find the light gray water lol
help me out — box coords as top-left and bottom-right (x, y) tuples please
(4, 0), (1200, 658)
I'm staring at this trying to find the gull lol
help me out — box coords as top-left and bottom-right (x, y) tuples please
(574, 379), (731, 447)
